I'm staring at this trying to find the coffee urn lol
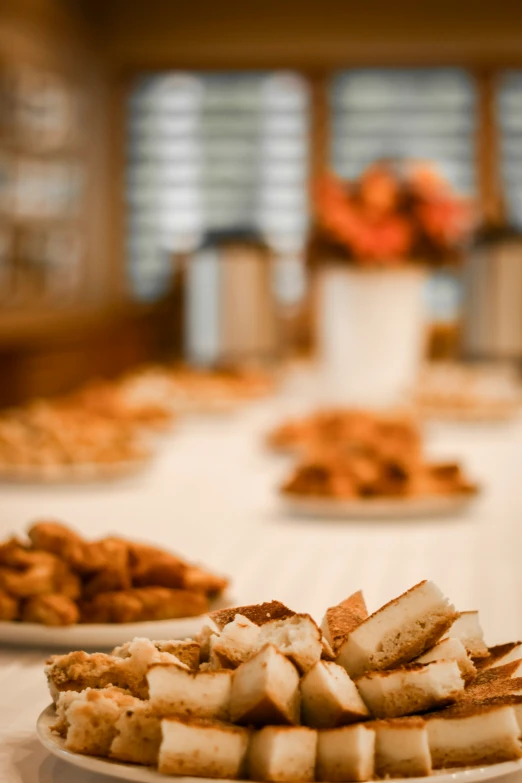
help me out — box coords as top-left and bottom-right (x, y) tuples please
(184, 229), (279, 366)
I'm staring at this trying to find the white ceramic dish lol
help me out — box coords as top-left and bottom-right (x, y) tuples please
(0, 593), (233, 649)
(0, 457), (151, 484)
(37, 705), (522, 783)
(280, 493), (478, 520)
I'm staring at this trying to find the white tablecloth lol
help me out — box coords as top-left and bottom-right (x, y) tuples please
(1, 367), (522, 782)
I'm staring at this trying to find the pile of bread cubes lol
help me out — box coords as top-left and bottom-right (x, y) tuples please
(46, 580), (522, 780)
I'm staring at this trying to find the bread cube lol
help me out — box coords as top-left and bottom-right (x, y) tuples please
(249, 726), (317, 782)
(58, 687), (140, 757)
(210, 601), (295, 631)
(256, 614), (322, 673)
(478, 642), (522, 670)
(336, 580), (456, 678)
(159, 717), (250, 778)
(415, 637), (476, 683)
(321, 591), (368, 654)
(300, 661), (370, 728)
(230, 644), (300, 725)
(316, 724), (375, 782)
(147, 663), (232, 720)
(110, 702), (162, 765)
(210, 614), (260, 669)
(374, 717), (432, 778)
(355, 660), (464, 719)
(112, 637), (200, 670)
(426, 703), (522, 767)
(444, 610), (488, 659)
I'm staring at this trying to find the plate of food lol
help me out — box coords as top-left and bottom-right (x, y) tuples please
(279, 492), (478, 520)
(0, 398), (154, 484)
(270, 409), (479, 519)
(37, 582), (522, 782)
(413, 362), (522, 423)
(0, 521), (231, 648)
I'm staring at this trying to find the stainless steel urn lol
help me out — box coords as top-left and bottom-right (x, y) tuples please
(184, 230), (279, 366)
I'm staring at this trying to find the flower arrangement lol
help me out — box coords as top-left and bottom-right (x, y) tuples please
(313, 161), (475, 266)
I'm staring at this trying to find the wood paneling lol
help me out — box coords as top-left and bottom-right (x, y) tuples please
(92, 0), (522, 70)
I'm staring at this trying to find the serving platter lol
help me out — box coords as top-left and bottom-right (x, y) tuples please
(0, 592), (233, 649)
(280, 492), (478, 520)
(0, 457), (152, 484)
(37, 705), (522, 783)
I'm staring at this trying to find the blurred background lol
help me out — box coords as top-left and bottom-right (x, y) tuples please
(1, 0), (522, 406)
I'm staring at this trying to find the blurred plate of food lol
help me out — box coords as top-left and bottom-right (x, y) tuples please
(279, 491), (478, 520)
(0, 397), (154, 484)
(0, 594), (233, 649)
(166, 364), (277, 415)
(0, 521), (231, 648)
(270, 409), (479, 519)
(413, 362), (522, 422)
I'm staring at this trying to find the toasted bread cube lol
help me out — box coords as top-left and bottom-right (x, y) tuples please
(59, 688), (140, 757)
(355, 660), (464, 719)
(478, 642), (522, 670)
(300, 661), (370, 728)
(210, 614), (260, 669)
(374, 717), (432, 778)
(316, 724), (375, 782)
(321, 591), (368, 655)
(210, 601), (295, 630)
(444, 611), (488, 659)
(426, 704), (522, 768)
(110, 702), (161, 765)
(476, 696), (522, 734)
(230, 644), (300, 725)
(256, 614), (322, 673)
(415, 637), (476, 683)
(248, 726), (317, 782)
(196, 619), (221, 662)
(337, 580), (456, 678)
(159, 718), (250, 778)
(147, 663), (232, 720)
(460, 672), (522, 703)
(112, 638), (200, 670)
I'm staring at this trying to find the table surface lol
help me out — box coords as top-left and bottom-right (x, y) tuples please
(1, 366), (522, 783)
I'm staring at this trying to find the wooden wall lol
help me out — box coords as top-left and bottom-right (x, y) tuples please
(0, 0), (178, 407)
(94, 1), (522, 70)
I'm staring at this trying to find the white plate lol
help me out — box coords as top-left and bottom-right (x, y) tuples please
(0, 593), (233, 650)
(0, 458), (151, 484)
(37, 705), (522, 783)
(280, 493), (478, 520)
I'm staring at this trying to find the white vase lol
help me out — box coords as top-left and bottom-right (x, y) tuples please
(315, 265), (428, 406)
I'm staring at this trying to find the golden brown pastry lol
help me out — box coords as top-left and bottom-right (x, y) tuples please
(22, 594), (79, 626)
(128, 543), (186, 589)
(0, 551), (66, 598)
(0, 588), (18, 620)
(79, 587), (209, 624)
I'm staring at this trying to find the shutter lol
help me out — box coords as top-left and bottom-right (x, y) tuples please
(126, 72), (309, 301)
(330, 68), (477, 195)
(498, 72), (522, 226)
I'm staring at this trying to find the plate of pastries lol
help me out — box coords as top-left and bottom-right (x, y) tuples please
(38, 580), (522, 782)
(269, 410), (479, 518)
(413, 362), (522, 422)
(0, 397), (155, 483)
(0, 521), (230, 647)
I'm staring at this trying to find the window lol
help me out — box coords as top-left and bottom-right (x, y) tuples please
(126, 72), (309, 301)
(498, 72), (522, 226)
(330, 68), (477, 194)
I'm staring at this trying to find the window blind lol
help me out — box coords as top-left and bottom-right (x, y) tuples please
(498, 72), (522, 226)
(126, 72), (309, 301)
(330, 69), (477, 195)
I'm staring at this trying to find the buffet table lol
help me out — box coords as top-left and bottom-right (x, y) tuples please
(1, 367), (522, 782)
